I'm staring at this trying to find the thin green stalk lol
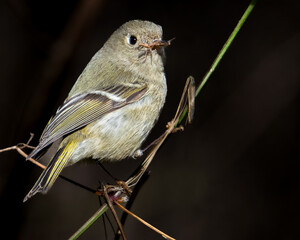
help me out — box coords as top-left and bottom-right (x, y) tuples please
(68, 1), (257, 238)
(178, 0), (258, 125)
(69, 204), (109, 240)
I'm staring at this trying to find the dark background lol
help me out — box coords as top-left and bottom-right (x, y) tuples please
(0, 0), (299, 239)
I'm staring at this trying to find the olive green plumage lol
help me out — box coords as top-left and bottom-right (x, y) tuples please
(24, 20), (169, 202)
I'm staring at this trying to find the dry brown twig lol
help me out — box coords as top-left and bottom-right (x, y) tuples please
(103, 185), (127, 240)
(115, 201), (176, 240)
(0, 133), (45, 169)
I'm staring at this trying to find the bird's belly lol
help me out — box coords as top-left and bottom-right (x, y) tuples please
(69, 99), (161, 164)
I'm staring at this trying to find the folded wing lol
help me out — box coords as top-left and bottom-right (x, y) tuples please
(27, 84), (147, 159)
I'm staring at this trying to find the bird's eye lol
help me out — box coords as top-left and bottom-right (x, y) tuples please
(127, 35), (137, 45)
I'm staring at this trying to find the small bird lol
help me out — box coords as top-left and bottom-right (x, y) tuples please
(24, 20), (170, 202)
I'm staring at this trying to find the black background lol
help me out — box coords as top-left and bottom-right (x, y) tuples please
(0, 0), (299, 239)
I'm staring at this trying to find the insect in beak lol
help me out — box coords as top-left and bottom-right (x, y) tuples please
(138, 38), (175, 62)
(139, 38), (174, 50)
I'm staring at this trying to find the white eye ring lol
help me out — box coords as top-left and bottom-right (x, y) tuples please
(127, 35), (137, 45)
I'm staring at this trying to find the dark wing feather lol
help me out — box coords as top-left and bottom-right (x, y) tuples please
(27, 84), (147, 159)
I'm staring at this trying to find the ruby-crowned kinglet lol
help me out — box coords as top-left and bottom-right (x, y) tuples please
(24, 20), (170, 202)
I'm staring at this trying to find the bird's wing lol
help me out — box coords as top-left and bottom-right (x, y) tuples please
(28, 84), (148, 159)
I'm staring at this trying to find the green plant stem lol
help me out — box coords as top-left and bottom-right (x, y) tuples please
(178, 0), (258, 125)
(69, 204), (109, 240)
(68, 0), (258, 238)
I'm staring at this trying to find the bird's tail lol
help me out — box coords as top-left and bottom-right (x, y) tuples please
(23, 141), (77, 202)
